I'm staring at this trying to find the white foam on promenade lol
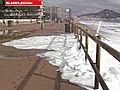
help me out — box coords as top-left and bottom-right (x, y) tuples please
(2, 32), (120, 90)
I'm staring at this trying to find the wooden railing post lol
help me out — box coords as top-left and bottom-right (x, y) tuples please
(77, 25), (79, 41)
(94, 35), (101, 89)
(78, 29), (80, 41)
(72, 23), (74, 33)
(85, 29), (88, 61)
(79, 28), (83, 49)
(71, 22), (73, 33)
(74, 24), (78, 39)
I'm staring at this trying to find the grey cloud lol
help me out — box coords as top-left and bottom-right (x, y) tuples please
(46, 0), (120, 15)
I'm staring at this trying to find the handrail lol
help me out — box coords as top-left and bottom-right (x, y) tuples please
(80, 40), (109, 90)
(78, 25), (120, 62)
(72, 22), (120, 90)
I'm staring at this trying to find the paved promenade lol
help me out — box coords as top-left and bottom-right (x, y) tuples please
(0, 21), (87, 90)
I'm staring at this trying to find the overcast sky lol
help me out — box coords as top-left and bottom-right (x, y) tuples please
(46, 0), (120, 15)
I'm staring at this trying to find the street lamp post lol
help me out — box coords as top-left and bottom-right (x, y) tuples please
(65, 8), (72, 33)
(39, 0), (45, 30)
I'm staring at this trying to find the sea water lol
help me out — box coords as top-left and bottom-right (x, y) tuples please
(80, 20), (120, 51)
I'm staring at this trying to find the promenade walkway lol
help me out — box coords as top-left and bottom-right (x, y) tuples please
(0, 21), (87, 90)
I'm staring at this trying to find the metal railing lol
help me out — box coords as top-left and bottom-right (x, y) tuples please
(72, 23), (120, 90)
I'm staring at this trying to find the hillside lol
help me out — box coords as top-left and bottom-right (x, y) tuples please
(78, 9), (120, 21)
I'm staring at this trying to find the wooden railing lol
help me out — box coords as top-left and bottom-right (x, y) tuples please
(72, 23), (120, 90)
